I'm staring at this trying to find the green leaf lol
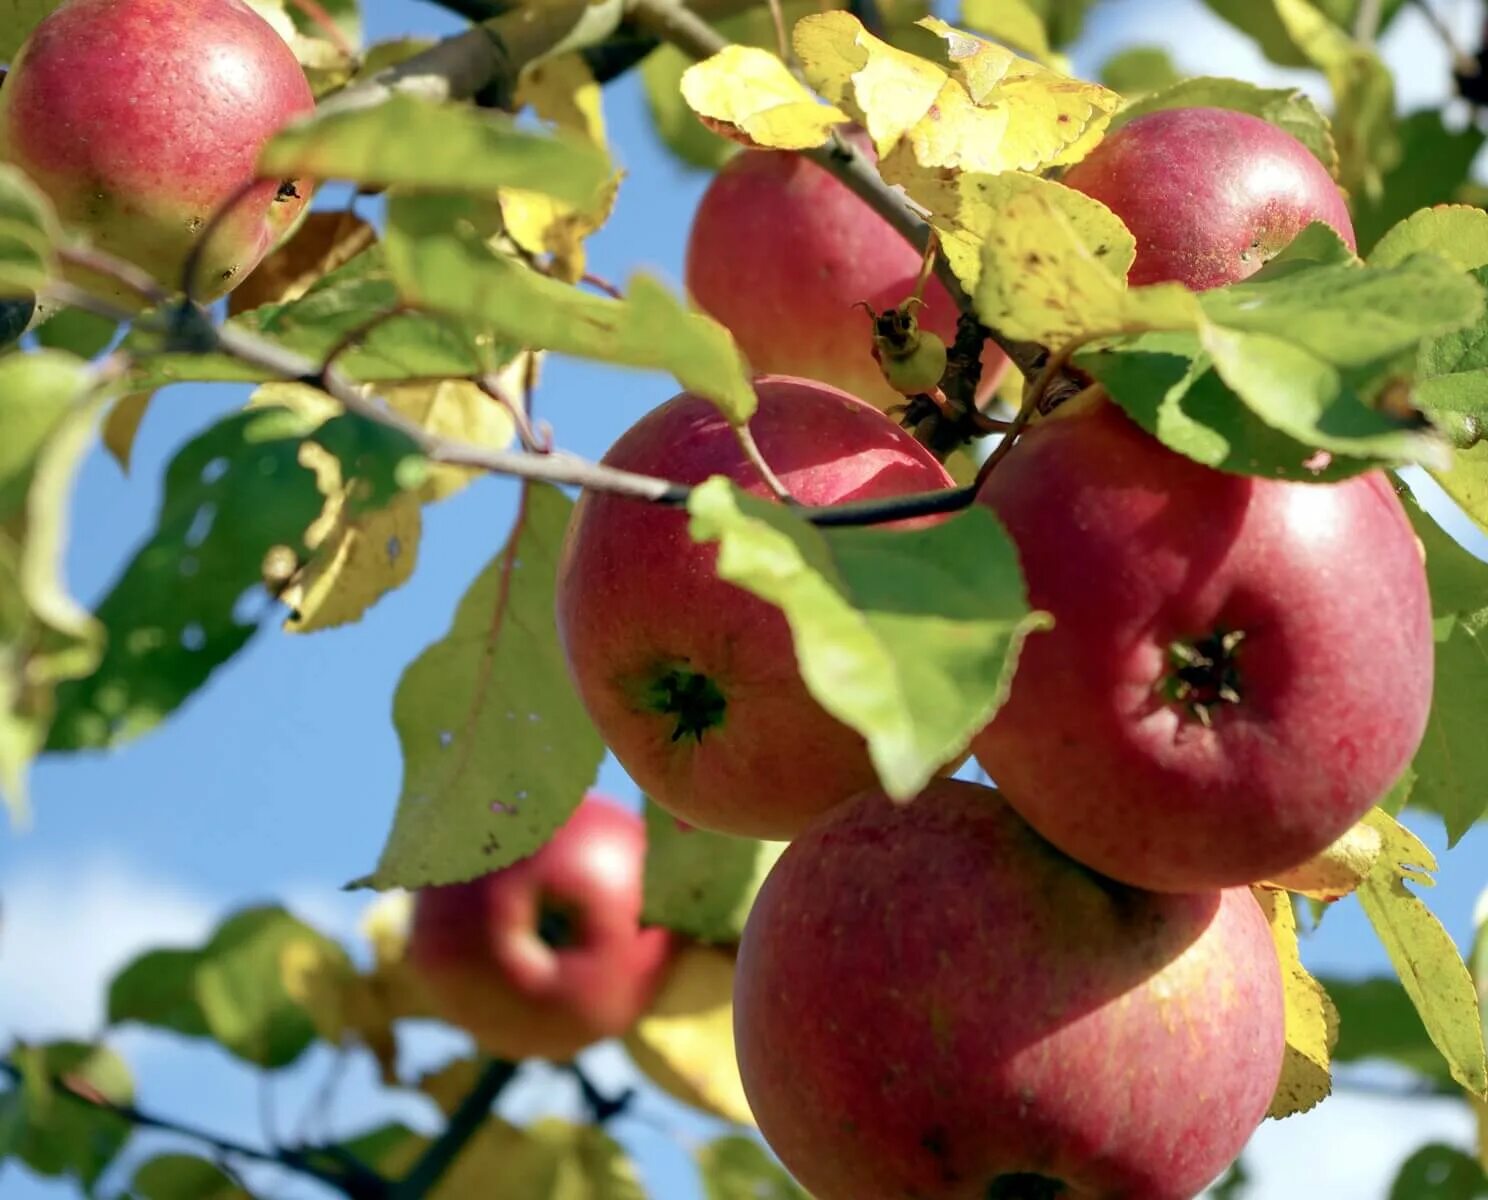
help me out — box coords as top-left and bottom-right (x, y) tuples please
(1081, 331), (1390, 480)
(34, 309), (117, 360)
(697, 1135), (809, 1200)
(385, 193), (756, 421)
(687, 479), (1048, 801)
(130, 1155), (252, 1200)
(1357, 812), (1488, 1099)
(193, 906), (348, 1069)
(356, 482), (604, 890)
(0, 1), (63, 58)
(0, 350), (107, 822)
(1098, 47), (1181, 97)
(0, 1042), (132, 1194)
(1272, 0), (1398, 200)
(1016, 0), (1094, 46)
(1371, 208), (1488, 273)
(47, 408), (421, 751)
(126, 247), (503, 391)
(641, 800), (784, 943)
(1389, 1145), (1488, 1199)
(1355, 115), (1486, 256)
(107, 949), (211, 1039)
(1200, 256), (1483, 369)
(1325, 975), (1455, 1085)
(261, 93), (612, 208)
(1201, 0), (1405, 68)
(1114, 76), (1337, 175)
(0, 164), (58, 298)
(1398, 482), (1488, 839)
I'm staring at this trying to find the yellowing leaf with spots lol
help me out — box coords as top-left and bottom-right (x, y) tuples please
(1252, 887), (1337, 1118)
(681, 45), (850, 150)
(974, 183), (1199, 346)
(1259, 818), (1384, 902)
(793, 12), (1117, 184)
(623, 944), (755, 1127)
(1357, 809), (1488, 1099)
(913, 170), (1133, 296)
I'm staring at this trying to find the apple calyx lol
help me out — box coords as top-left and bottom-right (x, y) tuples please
(1164, 627), (1247, 726)
(536, 899), (582, 949)
(640, 664), (727, 743)
(986, 1174), (1068, 1199)
(857, 299), (949, 396)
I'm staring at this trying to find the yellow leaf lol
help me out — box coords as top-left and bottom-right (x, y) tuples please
(228, 211), (377, 316)
(100, 391), (154, 474)
(973, 184), (1199, 346)
(280, 936), (358, 1045)
(1357, 809), (1488, 1099)
(380, 377), (520, 504)
(681, 45), (850, 150)
(1252, 887), (1338, 1119)
(622, 944), (755, 1127)
(509, 55), (619, 282)
(794, 12), (1117, 179)
(958, 0), (1051, 60)
(915, 170), (1133, 296)
(360, 890), (415, 968)
(1259, 818), (1385, 902)
(519, 54), (608, 149)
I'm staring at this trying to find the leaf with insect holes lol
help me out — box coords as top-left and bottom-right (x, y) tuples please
(974, 183), (1198, 346)
(1356, 809), (1488, 1098)
(0, 1042), (133, 1191)
(46, 407), (422, 751)
(793, 12), (1118, 185)
(385, 193), (756, 422)
(1115, 76), (1338, 176)
(914, 169), (1133, 297)
(1397, 480), (1488, 840)
(687, 478), (1047, 800)
(1260, 818), (1384, 901)
(260, 93), (612, 209)
(624, 945), (755, 1127)
(681, 46), (850, 150)
(355, 483), (604, 890)
(1251, 887), (1337, 1118)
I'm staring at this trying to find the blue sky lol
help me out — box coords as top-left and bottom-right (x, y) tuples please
(3, 1), (1488, 1197)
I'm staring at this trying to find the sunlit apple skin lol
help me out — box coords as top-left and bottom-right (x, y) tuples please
(554, 375), (956, 840)
(1060, 107), (1356, 289)
(0, 0), (316, 303)
(735, 779), (1284, 1200)
(685, 139), (1008, 412)
(408, 794), (676, 1062)
(972, 400), (1433, 892)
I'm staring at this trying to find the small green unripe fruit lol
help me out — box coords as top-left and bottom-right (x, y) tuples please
(861, 300), (949, 396)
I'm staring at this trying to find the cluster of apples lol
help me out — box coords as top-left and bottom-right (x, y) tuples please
(412, 107), (1434, 1200)
(0, 0), (317, 308)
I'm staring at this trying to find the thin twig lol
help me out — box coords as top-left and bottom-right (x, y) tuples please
(392, 1059), (517, 1200)
(476, 370), (546, 452)
(579, 272), (625, 300)
(1354, 0), (1385, 45)
(1408, 0), (1478, 76)
(287, 0), (357, 57)
(765, 0), (791, 61)
(0, 1059), (390, 1199)
(567, 1062), (636, 1124)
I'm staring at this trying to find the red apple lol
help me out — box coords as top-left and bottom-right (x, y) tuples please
(555, 375), (956, 839)
(0, 0), (316, 304)
(973, 399), (1432, 892)
(408, 794), (675, 1062)
(685, 137), (1007, 412)
(735, 778), (1284, 1200)
(1061, 107), (1356, 290)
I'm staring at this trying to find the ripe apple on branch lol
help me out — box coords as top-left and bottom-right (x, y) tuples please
(1, 0), (1486, 1199)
